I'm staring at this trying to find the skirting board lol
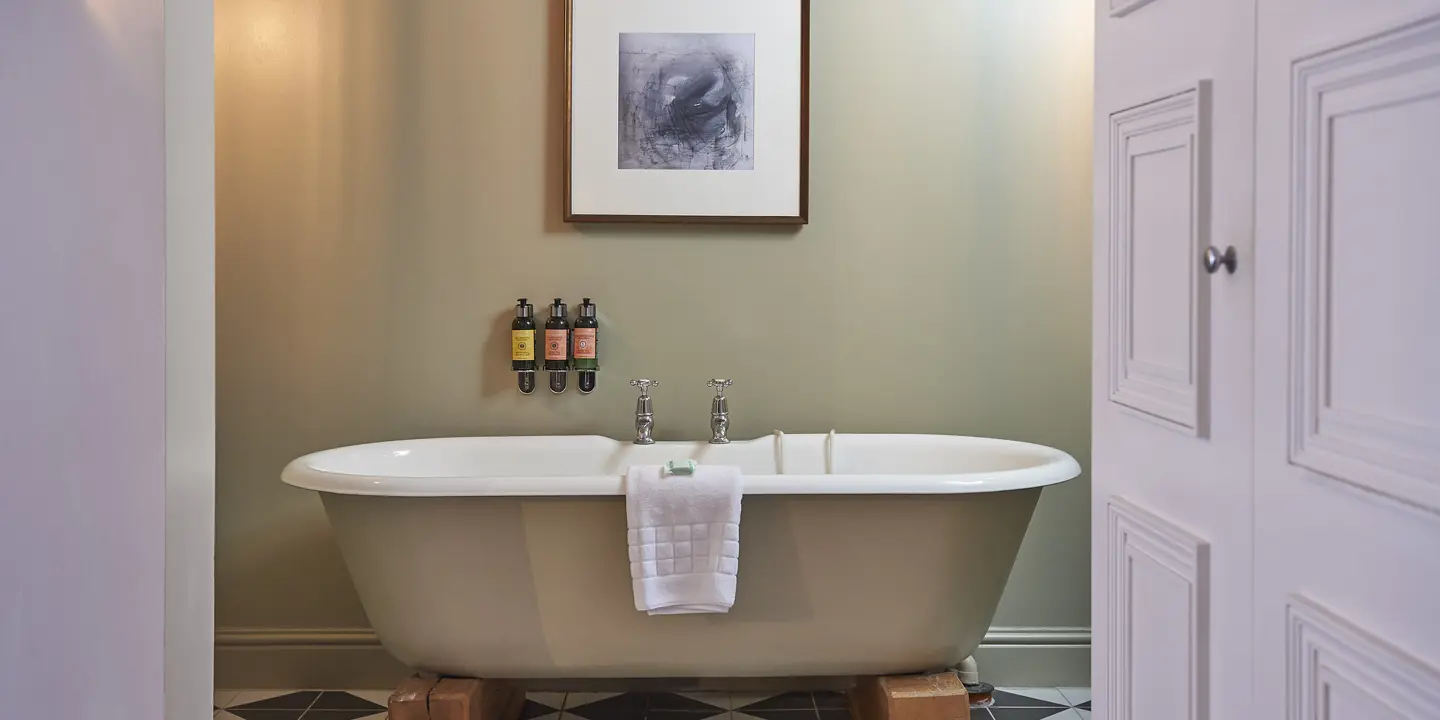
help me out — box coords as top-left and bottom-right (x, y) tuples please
(215, 626), (1091, 689)
(974, 627), (1092, 687)
(215, 627), (411, 689)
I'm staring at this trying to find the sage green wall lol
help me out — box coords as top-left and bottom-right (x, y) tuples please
(216, 0), (1093, 686)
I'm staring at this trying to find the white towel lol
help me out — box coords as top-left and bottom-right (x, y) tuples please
(625, 465), (743, 615)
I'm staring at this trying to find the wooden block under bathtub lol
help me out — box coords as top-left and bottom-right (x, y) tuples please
(389, 675), (441, 720)
(852, 671), (970, 720)
(428, 677), (526, 720)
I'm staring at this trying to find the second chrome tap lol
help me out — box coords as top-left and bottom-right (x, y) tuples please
(630, 379), (658, 445)
(707, 378), (734, 444)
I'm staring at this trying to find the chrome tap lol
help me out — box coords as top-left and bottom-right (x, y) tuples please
(630, 379), (658, 445)
(706, 379), (734, 444)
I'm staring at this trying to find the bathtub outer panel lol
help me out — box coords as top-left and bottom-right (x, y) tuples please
(320, 488), (1042, 678)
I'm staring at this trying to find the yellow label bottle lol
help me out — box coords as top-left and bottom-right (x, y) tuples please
(511, 298), (537, 394)
(511, 329), (536, 362)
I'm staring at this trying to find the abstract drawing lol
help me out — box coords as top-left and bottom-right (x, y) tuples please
(618, 33), (756, 171)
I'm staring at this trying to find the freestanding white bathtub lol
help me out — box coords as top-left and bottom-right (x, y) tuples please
(282, 433), (1079, 679)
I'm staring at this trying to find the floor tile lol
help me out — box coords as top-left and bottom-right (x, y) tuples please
(647, 692), (727, 714)
(968, 710), (995, 720)
(812, 692), (848, 710)
(526, 692), (567, 711)
(649, 711), (727, 720)
(564, 692), (647, 720)
(728, 695), (773, 711)
(225, 710), (307, 720)
(989, 709), (1075, 720)
(674, 693), (731, 710)
(992, 689), (1068, 708)
(733, 710), (818, 720)
(563, 693), (622, 710)
(734, 692), (816, 712)
(1076, 711), (1090, 720)
(1055, 689), (1090, 707)
(231, 691), (321, 711)
(818, 708), (851, 720)
(341, 690), (393, 708)
(299, 711), (387, 720)
(310, 692), (386, 712)
(522, 699), (564, 720)
(216, 690), (243, 709)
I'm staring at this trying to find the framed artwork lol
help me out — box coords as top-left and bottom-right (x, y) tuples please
(564, 0), (810, 224)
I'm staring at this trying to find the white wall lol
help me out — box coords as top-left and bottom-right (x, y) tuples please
(0, 1), (214, 718)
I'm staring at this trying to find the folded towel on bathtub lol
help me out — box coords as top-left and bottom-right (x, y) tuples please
(625, 464), (743, 615)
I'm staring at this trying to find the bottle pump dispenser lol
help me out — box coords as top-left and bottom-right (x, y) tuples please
(574, 298), (598, 394)
(544, 298), (570, 394)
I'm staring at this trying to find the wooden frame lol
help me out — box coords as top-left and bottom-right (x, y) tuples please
(563, 0), (810, 225)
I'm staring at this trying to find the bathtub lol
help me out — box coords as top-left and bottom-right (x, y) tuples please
(282, 433), (1079, 679)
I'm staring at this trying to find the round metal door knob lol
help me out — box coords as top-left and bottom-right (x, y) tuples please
(1204, 245), (1238, 275)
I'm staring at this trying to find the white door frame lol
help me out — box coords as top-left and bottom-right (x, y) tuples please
(165, 0), (218, 718)
(0, 1), (214, 718)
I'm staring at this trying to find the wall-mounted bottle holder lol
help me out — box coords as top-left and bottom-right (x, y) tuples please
(512, 296), (599, 396)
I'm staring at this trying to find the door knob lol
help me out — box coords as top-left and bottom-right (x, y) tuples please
(1203, 245), (1237, 275)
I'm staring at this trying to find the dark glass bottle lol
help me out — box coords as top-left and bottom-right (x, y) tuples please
(574, 298), (598, 394)
(511, 298), (536, 394)
(544, 298), (570, 394)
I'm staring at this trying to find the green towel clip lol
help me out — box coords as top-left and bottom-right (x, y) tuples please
(664, 460), (697, 477)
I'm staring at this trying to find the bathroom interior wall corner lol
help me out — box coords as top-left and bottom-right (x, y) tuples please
(215, 0), (1095, 688)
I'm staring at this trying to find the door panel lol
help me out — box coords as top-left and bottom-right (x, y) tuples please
(1285, 17), (1440, 510)
(1254, 3), (1440, 718)
(1287, 596), (1440, 720)
(1105, 499), (1209, 720)
(1107, 85), (1210, 434)
(1092, 1), (1254, 718)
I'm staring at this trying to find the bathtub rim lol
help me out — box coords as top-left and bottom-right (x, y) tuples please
(282, 433), (1081, 497)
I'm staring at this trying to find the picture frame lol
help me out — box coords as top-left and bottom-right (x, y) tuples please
(564, 0), (810, 224)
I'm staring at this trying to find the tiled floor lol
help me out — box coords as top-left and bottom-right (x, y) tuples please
(213, 687), (1092, 720)
(975, 688), (1091, 720)
(213, 690), (390, 719)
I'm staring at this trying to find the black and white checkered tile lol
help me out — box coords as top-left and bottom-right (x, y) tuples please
(214, 686), (1091, 720)
(520, 690), (852, 720)
(975, 688), (1091, 719)
(213, 690), (390, 719)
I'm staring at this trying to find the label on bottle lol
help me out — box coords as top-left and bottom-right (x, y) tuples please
(545, 329), (569, 361)
(573, 328), (597, 359)
(511, 330), (535, 361)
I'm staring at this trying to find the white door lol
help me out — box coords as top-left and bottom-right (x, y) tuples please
(1253, 1), (1440, 717)
(1091, 0), (1256, 718)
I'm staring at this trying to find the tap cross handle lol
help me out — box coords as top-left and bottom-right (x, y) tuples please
(631, 379), (658, 397)
(706, 378), (734, 396)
